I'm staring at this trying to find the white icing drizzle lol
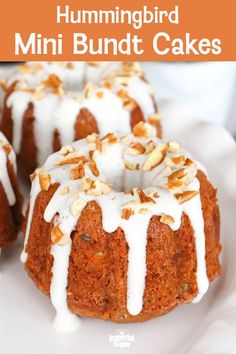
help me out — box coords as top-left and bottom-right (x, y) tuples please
(20, 178), (40, 263)
(22, 133), (209, 331)
(53, 97), (81, 147)
(183, 179), (209, 302)
(51, 243), (81, 332)
(0, 132), (16, 206)
(34, 95), (60, 165)
(5, 62), (157, 167)
(126, 76), (156, 119)
(7, 91), (31, 154)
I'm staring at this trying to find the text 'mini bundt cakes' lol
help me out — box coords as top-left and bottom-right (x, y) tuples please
(0, 61), (161, 177)
(0, 132), (22, 249)
(21, 123), (221, 332)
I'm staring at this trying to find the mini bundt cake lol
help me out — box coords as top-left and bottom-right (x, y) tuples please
(0, 132), (22, 248)
(21, 123), (221, 332)
(0, 61), (161, 177)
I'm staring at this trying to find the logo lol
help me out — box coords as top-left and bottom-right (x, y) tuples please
(109, 329), (135, 348)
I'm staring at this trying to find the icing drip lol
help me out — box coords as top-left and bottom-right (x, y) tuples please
(98, 190), (182, 315)
(126, 76), (156, 119)
(43, 183), (84, 330)
(20, 178), (41, 263)
(34, 95), (60, 165)
(53, 97), (82, 147)
(22, 132), (209, 331)
(83, 89), (131, 135)
(0, 132), (17, 206)
(183, 179), (209, 302)
(7, 91), (31, 153)
(51, 243), (81, 332)
(5, 62), (157, 168)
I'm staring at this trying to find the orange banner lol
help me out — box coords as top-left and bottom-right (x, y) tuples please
(0, 0), (235, 61)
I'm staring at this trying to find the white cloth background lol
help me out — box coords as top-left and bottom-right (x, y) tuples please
(143, 62), (236, 135)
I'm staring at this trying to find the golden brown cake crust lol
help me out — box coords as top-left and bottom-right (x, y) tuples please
(24, 170), (221, 323)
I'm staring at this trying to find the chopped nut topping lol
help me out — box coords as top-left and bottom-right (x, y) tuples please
(122, 62), (143, 76)
(148, 113), (160, 124)
(39, 173), (51, 191)
(167, 141), (180, 153)
(168, 168), (186, 180)
(125, 142), (145, 155)
(133, 121), (146, 137)
(171, 155), (186, 165)
(30, 168), (42, 182)
(0, 79), (8, 91)
(70, 198), (87, 216)
(142, 145), (166, 172)
(167, 178), (184, 192)
(169, 166), (196, 185)
(86, 180), (112, 196)
(30, 172), (36, 182)
(60, 187), (70, 195)
(96, 139), (104, 152)
(43, 74), (63, 95)
(79, 177), (94, 191)
(150, 191), (160, 198)
(114, 75), (132, 86)
(56, 153), (87, 166)
(84, 82), (95, 98)
(18, 64), (32, 74)
(166, 155), (186, 167)
(121, 208), (135, 220)
(2, 144), (12, 155)
(184, 158), (196, 168)
(66, 63), (74, 69)
(133, 188), (156, 204)
(145, 140), (155, 154)
(89, 159), (100, 177)
(123, 98), (137, 111)
(59, 144), (74, 156)
(31, 89), (45, 101)
(160, 213), (175, 225)
(175, 190), (199, 204)
(89, 150), (99, 160)
(51, 224), (69, 245)
(19, 63), (43, 74)
(124, 190), (133, 195)
(133, 121), (155, 138)
(88, 61), (101, 67)
(89, 150), (94, 160)
(120, 135), (133, 145)
(87, 133), (99, 144)
(101, 133), (118, 144)
(51, 225), (64, 244)
(117, 89), (128, 100)
(139, 208), (149, 214)
(96, 91), (104, 99)
(124, 161), (140, 171)
(71, 161), (85, 180)
(102, 81), (112, 89)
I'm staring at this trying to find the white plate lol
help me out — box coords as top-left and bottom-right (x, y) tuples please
(1, 100), (236, 354)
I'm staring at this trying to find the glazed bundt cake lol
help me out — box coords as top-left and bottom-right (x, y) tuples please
(21, 124), (221, 332)
(0, 61), (161, 177)
(0, 132), (22, 248)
